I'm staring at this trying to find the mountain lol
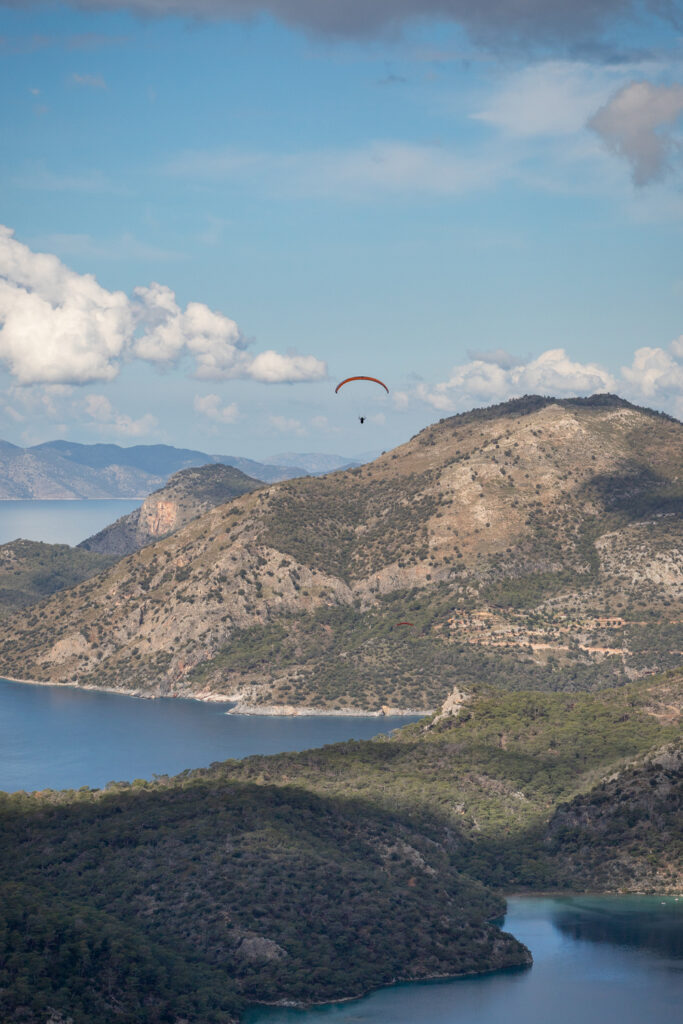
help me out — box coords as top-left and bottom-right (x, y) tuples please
(0, 540), (116, 619)
(266, 452), (361, 473)
(0, 667), (679, 1022)
(0, 394), (680, 707)
(78, 463), (262, 557)
(0, 440), (307, 499)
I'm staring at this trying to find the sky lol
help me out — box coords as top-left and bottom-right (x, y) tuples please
(1, 1), (683, 459)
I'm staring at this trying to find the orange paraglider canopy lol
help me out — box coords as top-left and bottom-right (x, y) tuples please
(335, 376), (389, 394)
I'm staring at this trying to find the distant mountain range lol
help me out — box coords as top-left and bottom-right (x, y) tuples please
(0, 440), (361, 499)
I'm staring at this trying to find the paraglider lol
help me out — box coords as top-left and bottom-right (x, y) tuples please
(335, 376), (389, 395)
(397, 621), (414, 627)
(335, 376), (389, 425)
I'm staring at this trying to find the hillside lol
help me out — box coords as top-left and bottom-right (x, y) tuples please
(78, 464), (262, 556)
(0, 440), (306, 499)
(0, 669), (679, 1023)
(0, 540), (116, 619)
(0, 394), (680, 709)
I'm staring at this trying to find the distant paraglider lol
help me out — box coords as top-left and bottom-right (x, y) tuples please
(335, 376), (389, 425)
(335, 376), (389, 395)
(396, 622), (414, 627)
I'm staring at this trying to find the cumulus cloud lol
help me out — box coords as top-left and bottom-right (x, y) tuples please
(621, 339), (683, 414)
(419, 348), (617, 411)
(589, 81), (683, 184)
(84, 393), (158, 436)
(1, 1), (675, 51)
(466, 347), (524, 370)
(0, 226), (326, 386)
(194, 393), (239, 423)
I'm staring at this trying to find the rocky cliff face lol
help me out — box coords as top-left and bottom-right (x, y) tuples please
(78, 463), (261, 556)
(1, 395), (680, 710)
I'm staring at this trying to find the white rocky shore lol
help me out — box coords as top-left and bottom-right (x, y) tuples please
(225, 701), (432, 717)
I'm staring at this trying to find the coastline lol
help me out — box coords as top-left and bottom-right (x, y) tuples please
(0, 674), (429, 718)
(247, 956), (533, 1015)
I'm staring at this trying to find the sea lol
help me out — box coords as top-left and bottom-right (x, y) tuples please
(0, 498), (141, 546)
(1, 500), (681, 1023)
(0, 676), (418, 792)
(246, 896), (683, 1024)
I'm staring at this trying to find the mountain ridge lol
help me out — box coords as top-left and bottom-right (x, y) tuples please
(0, 439), (311, 499)
(0, 393), (679, 711)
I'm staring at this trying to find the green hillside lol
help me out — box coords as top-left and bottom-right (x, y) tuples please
(0, 669), (679, 1022)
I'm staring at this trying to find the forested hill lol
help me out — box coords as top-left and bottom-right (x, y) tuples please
(0, 393), (680, 709)
(0, 668), (679, 1023)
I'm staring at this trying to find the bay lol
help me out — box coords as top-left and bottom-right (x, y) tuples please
(0, 499), (141, 546)
(246, 895), (682, 1024)
(0, 677), (419, 793)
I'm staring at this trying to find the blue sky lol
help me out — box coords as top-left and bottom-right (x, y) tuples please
(1, 1), (683, 458)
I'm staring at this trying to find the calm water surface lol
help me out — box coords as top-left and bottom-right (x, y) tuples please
(0, 499), (141, 546)
(0, 677), (419, 792)
(246, 896), (682, 1024)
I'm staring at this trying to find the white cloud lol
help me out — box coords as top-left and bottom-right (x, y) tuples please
(270, 415), (306, 435)
(0, 226), (326, 386)
(472, 61), (625, 138)
(194, 393), (239, 424)
(621, 340), (683, 415)
(589, 81), (683, 184)
(84, 393), (158, 437)
(0, 226), (132, 385)
(249, 350), (326, 383)
(418, 348), (617, 411)
(466, 347), (524, 370)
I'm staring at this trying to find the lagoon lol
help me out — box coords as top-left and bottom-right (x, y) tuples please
(0, 677), (419, 793)
(246, 895), (682, 1024)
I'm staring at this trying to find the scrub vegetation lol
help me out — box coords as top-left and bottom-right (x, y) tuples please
(0, 668), (680, 1023)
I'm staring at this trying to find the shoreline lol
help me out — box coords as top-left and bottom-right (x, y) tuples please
(0, 674), (429, 718)
(248, 957), (533, 1014)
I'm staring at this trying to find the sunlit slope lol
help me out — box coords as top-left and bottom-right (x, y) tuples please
(78, 463), (262, 557)
(0, 394), (680, 708)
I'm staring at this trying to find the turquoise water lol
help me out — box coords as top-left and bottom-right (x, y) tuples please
(0, 677), (419, 792)
(246, 896), (682, 1024)
(0, 499), (141, 546)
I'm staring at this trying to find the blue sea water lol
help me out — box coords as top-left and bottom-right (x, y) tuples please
(0, 677), (419, 792)
(246, 895), (683, 1024)
(0, 498), (141, 546)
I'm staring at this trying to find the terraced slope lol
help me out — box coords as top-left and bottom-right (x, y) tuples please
(0, 394), (680, 709)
